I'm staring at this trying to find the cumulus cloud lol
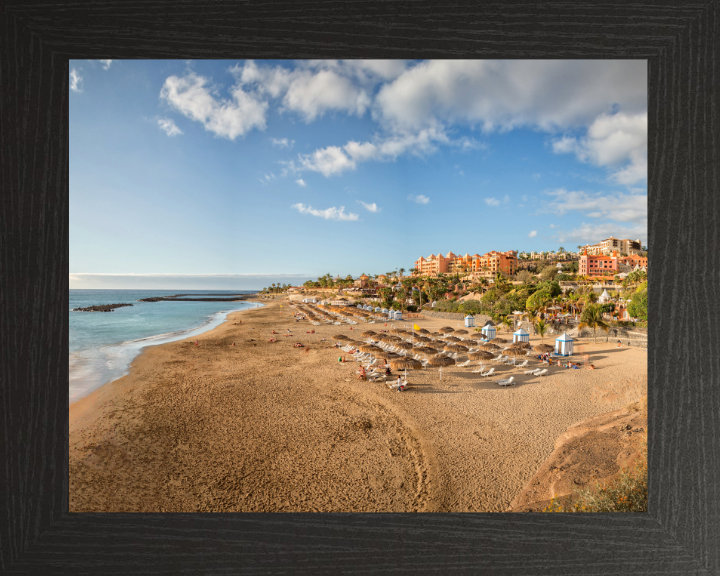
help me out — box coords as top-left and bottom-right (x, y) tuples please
(528, 230), (538, 238)
(292, 203), (359, 221)
(160, 72), (268, 140)
(408, 194), (430, 204)
(357, 201), (380, 212)
(552, 112), (647, 185)
(70, 68), (83, 92)
(259, 173), (276, 185)
(271, 137), (294, 148)
(556, 222), (646, 246)
(156, 117), (183, 136)
(295, 146), (357, 177)
(544, 188), (647, 224)
(99, 59), (113, 70)
(373, 60), (646, 133)
(484, 197), (501, 207)
(295, 178), (306, 187)
(234, 60), (375, 122)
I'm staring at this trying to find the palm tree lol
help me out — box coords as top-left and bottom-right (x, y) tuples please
(500, 315), (513, 333)
(579, 303), (610, 343)
(534, 319), (548, 341)
(399, 268), (405, 278)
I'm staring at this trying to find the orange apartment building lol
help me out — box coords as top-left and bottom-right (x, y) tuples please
(579, 249), (648, 277)
(413, 250), (517, 277)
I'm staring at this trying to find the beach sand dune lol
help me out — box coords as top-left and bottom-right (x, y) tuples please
(70, 300), (647, 512)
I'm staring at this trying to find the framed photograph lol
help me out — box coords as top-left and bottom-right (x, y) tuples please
(3, 2), (717, 574)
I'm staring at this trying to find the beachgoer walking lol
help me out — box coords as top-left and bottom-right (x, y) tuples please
(195, 340), (198, 347)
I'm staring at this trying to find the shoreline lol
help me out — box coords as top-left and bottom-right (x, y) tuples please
(70, 298), (647, 512)
(69, 297), (263, 406)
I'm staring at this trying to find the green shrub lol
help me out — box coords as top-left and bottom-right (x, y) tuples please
(543, 455), (647, 513)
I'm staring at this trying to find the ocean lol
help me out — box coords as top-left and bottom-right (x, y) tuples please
(69, 289), (260, 404)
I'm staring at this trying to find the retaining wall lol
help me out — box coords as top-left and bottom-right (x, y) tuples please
(419, 310), (492, 325)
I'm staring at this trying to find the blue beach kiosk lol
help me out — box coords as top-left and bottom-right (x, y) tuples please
(375, 307), (382, 313)
(394, 310), (403, 321)
(554, 332), (574, 356)
(513, 328), (530, 344)
(481, 321), (496, 341)
(464, 315), (476, 328)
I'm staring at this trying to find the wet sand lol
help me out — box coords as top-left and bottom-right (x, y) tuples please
(69, 299), (647, 512)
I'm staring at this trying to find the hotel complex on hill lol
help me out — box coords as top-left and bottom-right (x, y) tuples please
(578, 248), (648, 278)
(580, 236), (644, 256)
(414, 250), (518, 278)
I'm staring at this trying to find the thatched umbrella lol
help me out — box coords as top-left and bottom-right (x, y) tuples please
(427, 341), (446, 349)
(469, 350), (495, 361)
(427, 355), (456, 367)
(415, 346), (438, 356)
(414, 336), (431, 343)
(506, 347), (528, 357)
(444, 344), (469, 353)
(454, 329), (469, 335)
(361, 330), (377, 337)
(516, 341), (532, 349)
(390, 358), (422, 371)
(395, 342), (414, 350)
(445, 336), (461, 343)
(534, 344), (554, 353)
(333, 334), (350, 341)
(384, 335), (403, 343)
(493, 337), (508, 344)
(389, 328), (405, 334)
(439, 327), (455, 333)
(360, 344), (382, 354)
(482, 343), (501, 352)
(375, 352), (401, 363)
(417, 328), (431, 334)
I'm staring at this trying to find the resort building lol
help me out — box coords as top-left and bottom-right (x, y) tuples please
(581, 236), (644, 256)
(579, 249), (649, 277)
(413, 250), (517, 277)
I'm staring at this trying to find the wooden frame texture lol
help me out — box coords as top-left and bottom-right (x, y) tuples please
(1, 2), (718, 574)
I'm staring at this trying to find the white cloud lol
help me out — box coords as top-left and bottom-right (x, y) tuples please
(292, 203), (359, 221)
(528, 230), (538, 238)
(70, 68), (83, 92)
(160, 72), (268, 140)
(357, 201), (380, 213)
(552, 112), (647, 185)
(156, 117), (183, 137)
(484, 197), (500, 207)
(408, 194), (430, 204)
(549, 223), (559, 228)
(373, 60), (646, 133)
(271, 137), (294, 148)
(298, 146), (357, 177)
(259, 173), (276, 185)
(544, 188), (647, 224)
(234, 60), (375, 122)
(99, 60), (113, 70)
(556, 222), (646, 246)
(295, 178), (306, 187)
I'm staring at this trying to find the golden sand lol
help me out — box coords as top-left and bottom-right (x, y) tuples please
(69, 299), (647, 512)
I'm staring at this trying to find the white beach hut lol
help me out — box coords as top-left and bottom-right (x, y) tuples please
(598, 289), (611, 303)
(554, 332), (574, 356)
(481, 321), (496, 340)
(394, 310), (403, 320)
(375, 307), (382, 313)
(464, 315), (476, 328)
(381, 308), (389, 314)
(513, 328), (530, 343)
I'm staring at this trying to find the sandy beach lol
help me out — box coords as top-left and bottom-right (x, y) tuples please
(69, 299), (647, 513)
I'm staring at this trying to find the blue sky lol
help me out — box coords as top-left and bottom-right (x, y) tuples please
(70, 59), (647, 289)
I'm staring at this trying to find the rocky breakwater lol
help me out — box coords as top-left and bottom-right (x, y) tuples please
(72, 303), (134, 312)
(138, 293), (255, 303)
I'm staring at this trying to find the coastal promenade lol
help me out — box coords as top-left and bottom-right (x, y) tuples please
(69, 299), (647, 512)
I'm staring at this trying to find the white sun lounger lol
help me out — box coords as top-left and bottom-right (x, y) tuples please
(514, 360), (529, 369)
(495, 376), (515, 386)
(535, 368), (549, 377)
(471, 364), (487, 373)
(480, 367), (495, 377)
(456, 360), (470, 367)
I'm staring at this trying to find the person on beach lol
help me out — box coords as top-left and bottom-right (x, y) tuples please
(195, 340), (198, 347)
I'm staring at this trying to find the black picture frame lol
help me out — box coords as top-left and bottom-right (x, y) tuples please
(2, 2), (718, 574)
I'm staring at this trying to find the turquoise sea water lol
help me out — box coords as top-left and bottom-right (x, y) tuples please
(69, 289), (259, 403)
